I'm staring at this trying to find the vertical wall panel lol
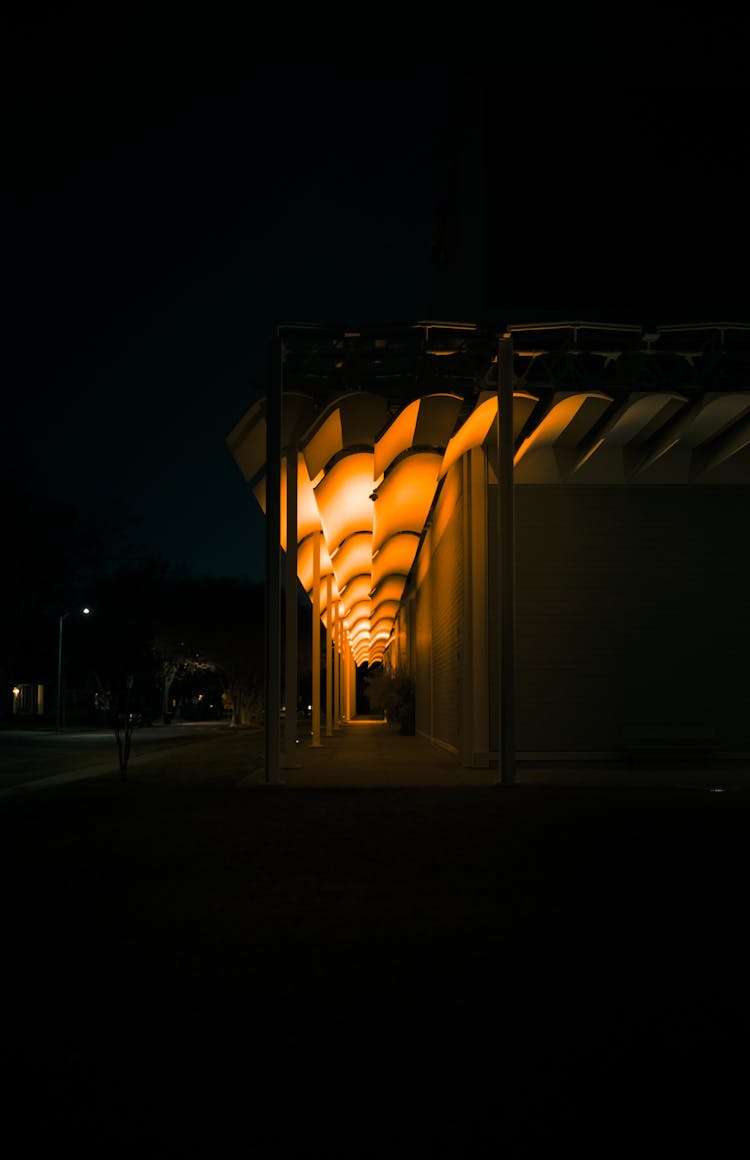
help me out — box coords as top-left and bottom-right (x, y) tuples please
(513, 485), (750, 755)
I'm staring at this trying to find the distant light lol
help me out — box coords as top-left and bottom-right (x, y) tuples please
(12, 686), (20, 696)
(82, 607), (91, 615)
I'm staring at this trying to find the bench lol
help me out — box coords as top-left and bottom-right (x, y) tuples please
(622, 724), (716, 762)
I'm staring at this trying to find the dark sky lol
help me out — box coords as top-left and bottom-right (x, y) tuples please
(6, 8), (749, 582)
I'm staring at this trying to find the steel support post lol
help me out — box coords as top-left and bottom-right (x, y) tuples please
(282, 444), (299, 768)
(263, 337), (282, 784)
(56, 615), (65, 731)
(497, 332), (516, 785)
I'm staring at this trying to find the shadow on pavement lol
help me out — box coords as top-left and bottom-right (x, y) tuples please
(1, 723), (748, 1154)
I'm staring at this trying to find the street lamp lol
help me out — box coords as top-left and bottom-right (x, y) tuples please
(57, 606), (91, 731)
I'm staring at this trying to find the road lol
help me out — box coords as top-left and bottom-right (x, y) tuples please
(0, 719), (237, 792)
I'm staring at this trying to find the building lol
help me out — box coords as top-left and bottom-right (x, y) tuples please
(228, 63), (750, 777)
(227, 318), (750, 775)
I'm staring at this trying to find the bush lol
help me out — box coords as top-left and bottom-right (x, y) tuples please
(364, 672), (415, 734)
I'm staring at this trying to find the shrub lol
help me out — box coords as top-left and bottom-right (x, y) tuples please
(364, 672), (415, 734)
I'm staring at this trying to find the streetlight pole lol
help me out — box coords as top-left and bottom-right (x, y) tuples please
(263, 337), (282, 784)
(56, 614), (68, 732)
(57, 607), (90, 732)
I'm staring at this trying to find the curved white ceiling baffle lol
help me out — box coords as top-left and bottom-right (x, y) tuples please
(227, 392), (335, 595)
(340, 573), (372, 619)
(303, 392), (390, 660)
(291, 451), (323, 546)
(296, 533), (336, 602)
(373, 394), (464, 480)
(571, 392), (688, 483)
(332, 531), (373, 593)
(349, 612), (374, 665)
(371, 530), (423, 580)
(254, 468), (337, 591)
(513, 392), (613, 483)
(349, 618), (372, 645)
(369, 643), (389, 665)
(438, 390), (538, 481)
(227, 391), (315, 485)
(314, 451), (375, 551)
(370, 533), (420, 635)
(370, 599), (401, 634)
(366, 394), (464, 664)
(369, 599), (401, 662)
(368, 576), (407, 662)
(633, 392), (750, 482)
(368, 571), (410, 628)
(254, 453), (338, 603)
(372, 451), (446, 551)
(344, 604), (372, 639)
(373, 398), (421, 480)
(226, 397), (266, 483)
(692, 412), (750, 482)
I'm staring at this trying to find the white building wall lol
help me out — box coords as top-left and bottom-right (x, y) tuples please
(404, 449), (750, 761)
(512, 484), (750, 757)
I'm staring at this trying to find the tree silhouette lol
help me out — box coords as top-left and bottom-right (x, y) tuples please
(152, 576), (266, 726)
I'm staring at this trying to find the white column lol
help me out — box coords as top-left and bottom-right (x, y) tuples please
(344, 633), (352, 721)
(349, 645), (357, 720)
(333, 600), (340, 728)
(325, 573), (333, 737)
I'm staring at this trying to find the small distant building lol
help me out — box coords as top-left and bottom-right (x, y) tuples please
(12, 682), (45, 717)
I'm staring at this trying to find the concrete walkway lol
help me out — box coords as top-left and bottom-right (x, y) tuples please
(5, 716), (746, 795)
(246, 716), (749, 791)
(263, 717), (495, 787)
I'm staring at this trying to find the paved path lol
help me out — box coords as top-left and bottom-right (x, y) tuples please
(4, 716), (747, 794)
(249, 717), (750, 791)
(252, 717), (493, 787)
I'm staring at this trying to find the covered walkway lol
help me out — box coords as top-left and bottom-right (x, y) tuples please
(247, 718), (750, 789)
(252, 717), (494, 788)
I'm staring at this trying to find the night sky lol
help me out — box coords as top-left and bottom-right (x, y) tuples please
(7, 8), (749, 582)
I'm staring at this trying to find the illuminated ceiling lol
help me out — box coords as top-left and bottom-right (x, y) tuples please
(227, 321), (750, 668)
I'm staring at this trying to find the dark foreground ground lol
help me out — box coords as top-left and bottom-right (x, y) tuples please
(1, 726), (748, 1157)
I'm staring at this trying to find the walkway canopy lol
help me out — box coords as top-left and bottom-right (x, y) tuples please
(228, 319), (750, 670)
